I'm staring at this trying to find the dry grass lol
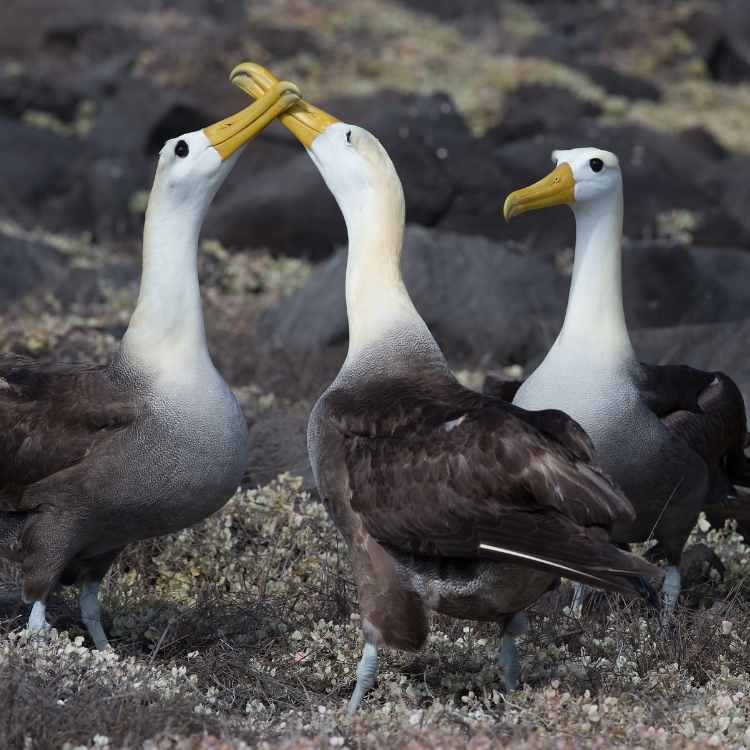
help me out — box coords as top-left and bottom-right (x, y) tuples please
(3, 476), (750, 750)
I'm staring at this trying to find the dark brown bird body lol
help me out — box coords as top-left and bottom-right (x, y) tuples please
(310, 337), (658, 656)
(0, 351), (248, 604)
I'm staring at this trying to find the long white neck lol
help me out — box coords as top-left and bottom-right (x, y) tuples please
(120, 191), (213, 377)
(341, 185), (438, 368)
(554, 186), (634, 362)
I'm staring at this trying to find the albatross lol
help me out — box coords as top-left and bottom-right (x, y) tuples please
(0, 80), (301, 648)
(494, 147), (749, 615)
(232, 64), (661, 712)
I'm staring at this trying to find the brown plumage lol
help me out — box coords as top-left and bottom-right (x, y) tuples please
(497, 146), (750, 616)
(230, 66), (661, 710)
(485, 364), (749, 521)
(0, 83), (309, 645)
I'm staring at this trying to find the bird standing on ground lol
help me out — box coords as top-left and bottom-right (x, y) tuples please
(232, 64), (661, 713)
(0, 80), (301, 649)
(494, 147), (749, 615)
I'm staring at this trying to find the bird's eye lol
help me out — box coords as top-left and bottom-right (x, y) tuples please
(346, 130), (352, 144)
(589, 157), (604, 173)
(174, 140), (189, 158)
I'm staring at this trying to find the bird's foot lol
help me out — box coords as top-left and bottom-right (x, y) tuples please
(26, 600), (51, 635)
(347, 642), (378, 714)
(497, 613), (528, 692)
(659, 565), (681, 629)
(80, 581), (111, 651)
(569, 582), (589, 618)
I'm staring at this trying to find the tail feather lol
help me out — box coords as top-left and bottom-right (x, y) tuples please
(478, 540), (662, 608)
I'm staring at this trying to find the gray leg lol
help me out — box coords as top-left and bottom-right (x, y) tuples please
(661, 565), (681, 619)
(571, 582), (589, 617)
(347, 642), (378, 714)
(80, 581), (110, 650)
(497, 613), (528, 692)
(27, 600), (50, 633)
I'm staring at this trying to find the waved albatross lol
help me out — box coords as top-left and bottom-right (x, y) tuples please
(493, 147), (749, 615)
(0, 81), (301, 648)
(232, 65), (661, 712)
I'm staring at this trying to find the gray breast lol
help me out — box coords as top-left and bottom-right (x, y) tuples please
(84, 364), (249, 554)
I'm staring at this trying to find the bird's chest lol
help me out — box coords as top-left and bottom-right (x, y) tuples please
(120, 380), (248, 535)
(514, 351), (639, 445)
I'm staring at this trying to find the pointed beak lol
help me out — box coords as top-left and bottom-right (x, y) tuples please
(230, 63), (339, 148)
(203, 79), (301, 160)
(503, 163), (576, 221)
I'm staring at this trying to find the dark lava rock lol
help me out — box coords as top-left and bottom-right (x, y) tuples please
(259, 224), (567, 364)
(262, 224), (750, 377)
(676, 127), (728, 161)
(0, 68), (81, 122)
(677, 543), (726, 608)
(396, 0), (499, 21)
(623, 243), (750, 330)
(207, 91), (466, 258)
(488, 84), (603, 144)
(683, 1), (750, 83)
(448, 121), (750, 252)
(245, 408), (314, 491)
(0, 235), (67, 302)
(580, 63), (661, 101)
(681, 543), (725, 582)
(713, 154), (750, 241)
(0, 116), (91, 234)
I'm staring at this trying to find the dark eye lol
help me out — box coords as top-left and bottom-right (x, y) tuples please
(174, 140), (189, 158)
(589, 157), (603, 173)
(346, 130), (352, 144)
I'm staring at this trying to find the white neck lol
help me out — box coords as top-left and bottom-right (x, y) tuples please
(119, 190), (213, 377)
(554, 187), (635, 362)
(341, 186), (437, 368)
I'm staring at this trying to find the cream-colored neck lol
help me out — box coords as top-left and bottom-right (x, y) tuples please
(120, 191), (213, 378)
(555, 187), (635, 363)
(341, 187), (436, 367)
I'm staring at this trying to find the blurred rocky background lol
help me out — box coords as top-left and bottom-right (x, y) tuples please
(2, 0), (749, 487)
(2, 2), (750, 747)
(3, 0), (749, 490)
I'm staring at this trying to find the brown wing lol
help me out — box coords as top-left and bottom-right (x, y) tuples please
(320, 378), (658, 595)
(0, 355), (143, 509)
(483, 370), (594, 461)
(638, 363), (748, 485)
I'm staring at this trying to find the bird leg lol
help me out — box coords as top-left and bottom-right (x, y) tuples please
(497, 613), (528, 692)
(661, 565), (681, 620)
(80, 581), (110, 650)
(26, 600), (50, 634)
(570, 582), (589, 617)
(347, 641), (378, 714)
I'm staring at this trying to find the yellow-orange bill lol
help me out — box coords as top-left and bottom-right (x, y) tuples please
(203, 79), (301, 160)
(230, 62), (339, 148)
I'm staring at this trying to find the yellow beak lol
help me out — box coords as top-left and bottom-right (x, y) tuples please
(503, 163), (576, 221)
(230, 63), (339, 148)
(203, 79), (301, 160)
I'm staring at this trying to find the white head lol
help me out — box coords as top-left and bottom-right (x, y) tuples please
(305, 122), (405, 227)
(231, 64), (405, 229)
(147, 130), (242, 224)
(146, 80), (301, 224)
(504, 146), (622, 220)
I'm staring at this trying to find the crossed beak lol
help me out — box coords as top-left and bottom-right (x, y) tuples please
(503, 163), (576, 221)
(203, 80), (301, 160)
(230, 62), (339, 148)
